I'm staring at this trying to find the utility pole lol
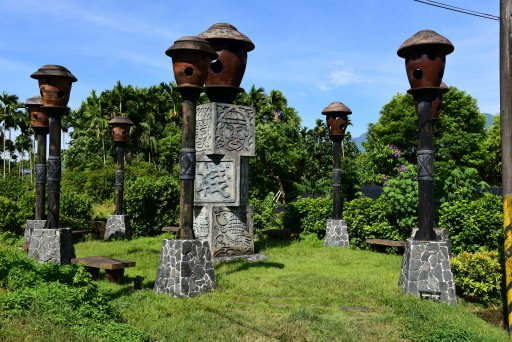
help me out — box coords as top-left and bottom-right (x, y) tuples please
(500, 0), (512, 336)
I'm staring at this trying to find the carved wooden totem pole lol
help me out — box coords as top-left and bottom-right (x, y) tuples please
(193, 23), (256, 257)
(154, 36), (218, 298)
(24, 96), (48, 248)
(397, 30), (456, 305)
(322, 102), (351, 247)
(28, 65), (77, 264)
(104, 116), (134, 239)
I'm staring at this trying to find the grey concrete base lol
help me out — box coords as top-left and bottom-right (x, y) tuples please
(24, 220), (46, 245)
(411, 227), (452, 256)
(213, 253), (268, 265)
(154, 239), (215, 298)
(324, 219), (349, 247)
(399, 239), (456, 305)
(28, 228), (75, 265)
(104, 215), (130, 240)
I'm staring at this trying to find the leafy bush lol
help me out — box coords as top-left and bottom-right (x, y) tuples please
(251, 192), (283, 234)
(60, 188), (93, 230)
(0, 196), (25, 235)
(451, 251), (502, 305)
(438, 193), (502, 254)
(0, 173), (32, 202)
(282, 196), (332, 239)
(439, 166), (488, 202)
(125, 174), (179, 237)
(0, 249), (149, 341)
(344, 165), (417, 250)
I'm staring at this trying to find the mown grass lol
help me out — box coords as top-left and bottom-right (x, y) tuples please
(0, 236), (508, 341)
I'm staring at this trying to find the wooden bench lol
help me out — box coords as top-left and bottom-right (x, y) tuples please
(161, 226), (180, 233)
(366, 239), (405, 252)
(71, 256), (136, 284)
(71, 230), (93, 242)
(262, 229), (299, 240)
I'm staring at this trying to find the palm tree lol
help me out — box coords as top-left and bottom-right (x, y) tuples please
(0, 92), (23, 177)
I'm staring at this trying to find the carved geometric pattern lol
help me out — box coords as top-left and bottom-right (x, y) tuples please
(180, 148), (196, 180)
(417, 150), (434, 181)
(36, 164), (46, 185)
(212, 206), (253, 257)
(195, 160), (235, 203)
(196, 105), (213, 153)
(47, 156), (61, 183)
(115, 170), (124, 186)
(332, 168), (342, 187)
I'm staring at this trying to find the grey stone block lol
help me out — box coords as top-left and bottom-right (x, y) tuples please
(154, 239), (215, 298)
(193, 205), (254, 257)
(324, 219), (349, 247)
(104, 215), (130, 240)
(196, 103), (256, 157)
(28, 228), (75, 265)
(194, 155), (249, 206)
(24, 220), (46, 244)
(399, 239), (456, 305)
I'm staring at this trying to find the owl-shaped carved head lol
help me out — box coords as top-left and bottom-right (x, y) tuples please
(321, 101), (352, 142)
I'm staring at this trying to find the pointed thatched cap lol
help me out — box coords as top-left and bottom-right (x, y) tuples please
(198, 23), (255, 52)
(26, 96), (42, 105)
(397, 30), (454, 58)
(30, 65), (77, 82)
(321, 101), (352, 115)
(108, 115), (134, 127)
(165, 36), (218, 59)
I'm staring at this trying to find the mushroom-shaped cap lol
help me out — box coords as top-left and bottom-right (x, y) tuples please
(26, 96), (42, 105)
(198, 23), (255, 51)
(30, 65), (77, 82)
(397, 30), (454, 58)
(440, 82), (448, 89)
(108, 115), (134, 127)
(165, 36), (217, 59)
(321, 102), (352, 115)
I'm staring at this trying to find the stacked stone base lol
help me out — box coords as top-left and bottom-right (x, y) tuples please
(28, 228), (75, 264)
(324, 219), (349, 247)
(399, 239), (456, 305)
(24, 219), (46, 246)
(104, 215), (130, 240)
(154, 239), (215, 298)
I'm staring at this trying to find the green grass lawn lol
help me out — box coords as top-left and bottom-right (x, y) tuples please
(62, 235), (508, 341)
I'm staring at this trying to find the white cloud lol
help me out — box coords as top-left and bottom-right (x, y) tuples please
(317, 62), (365, 90)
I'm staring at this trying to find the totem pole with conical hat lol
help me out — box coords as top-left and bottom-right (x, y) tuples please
(24, 96), (48, 248)
(396, 30), (456, 305)
(28, 65), (77, 265)
(104, 115), (134, 240)
(321, 101), (352, 247)
(191, 23), (257, 258)
(154, 36), (217, 298)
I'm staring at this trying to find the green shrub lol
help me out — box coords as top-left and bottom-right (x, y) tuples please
(451, 251), (502, 305)
(282, 196), (332, 239)
(60, 188), (93, 230)
(0, 249), (149, 341)
(343, 197), (377, 249)
(251, 192), (283, 234)
(84, 166), (115, 203)
(0, 196), (24, 235)
(0, 173), (32, 202)
(125, 174), (179, 237)
(438, 193), (502, 254)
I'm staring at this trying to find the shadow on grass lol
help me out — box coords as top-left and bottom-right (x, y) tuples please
(219, 261), (285, 276)
(254, 237), (295, 252)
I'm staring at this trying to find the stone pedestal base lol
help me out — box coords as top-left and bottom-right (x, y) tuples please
(399, 239), (456, 305)
(324, 219), (349, 247)
(28, 228), (75, 265)
(24, 220), (46, 245)
(154, 239), (215, 298)
(104, 215), (130, 240)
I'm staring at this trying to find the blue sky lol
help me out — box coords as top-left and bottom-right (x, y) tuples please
(0, 0), (499, 138)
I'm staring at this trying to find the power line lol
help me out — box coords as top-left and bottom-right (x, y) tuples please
(412, 0), (500, 21)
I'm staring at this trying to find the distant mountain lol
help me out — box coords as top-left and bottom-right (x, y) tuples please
(483, 113), (495, 128)
(352, 113), (494, 153)
(353, 132), (367, 152)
